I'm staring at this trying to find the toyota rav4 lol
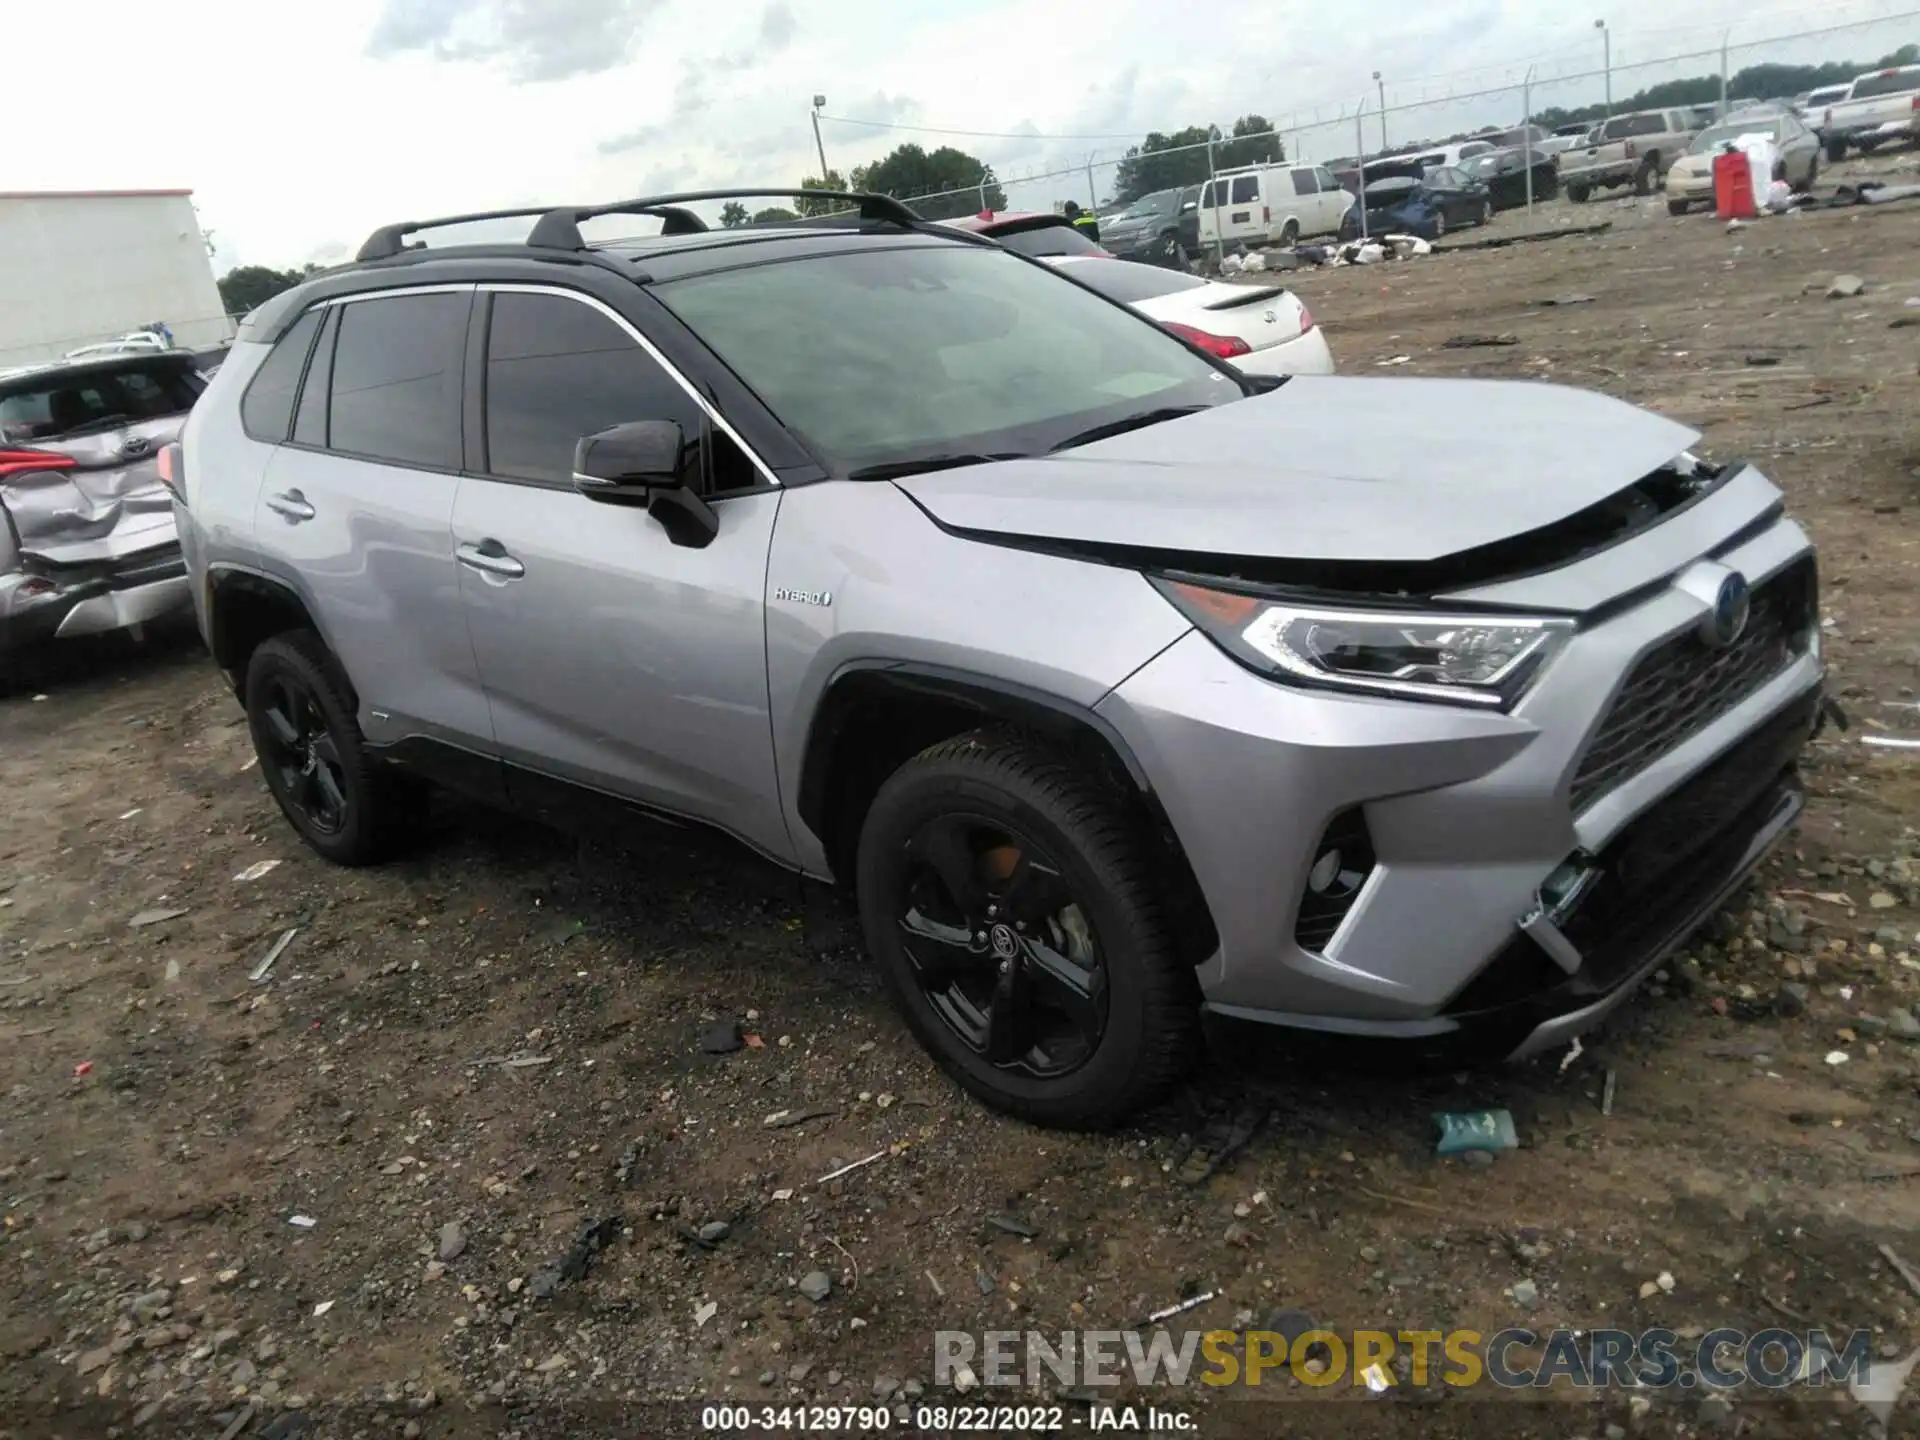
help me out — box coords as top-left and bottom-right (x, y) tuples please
(170, 188), (1828, 1128)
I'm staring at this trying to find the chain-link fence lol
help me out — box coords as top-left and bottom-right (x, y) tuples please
(812, 6), (1919, 228)
(0, 314), (240, 375)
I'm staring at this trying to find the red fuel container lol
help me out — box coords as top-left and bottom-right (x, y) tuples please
(1714, 149), (1756, 220)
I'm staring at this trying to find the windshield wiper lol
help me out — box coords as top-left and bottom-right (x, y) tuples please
(1048, 405), (1214, 453)
(845, 452), (1029, 482)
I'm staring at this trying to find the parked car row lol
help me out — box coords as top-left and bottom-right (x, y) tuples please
(1664, 109), (1822, 214)
(148, 185), (1829, 1129)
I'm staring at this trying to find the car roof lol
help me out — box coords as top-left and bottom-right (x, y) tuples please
(240, 189), (1000, 344)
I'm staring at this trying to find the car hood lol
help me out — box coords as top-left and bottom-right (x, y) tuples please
(894, 377), (1700, 564)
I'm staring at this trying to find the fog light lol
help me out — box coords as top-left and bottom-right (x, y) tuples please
(1295, 809), (1377, 952)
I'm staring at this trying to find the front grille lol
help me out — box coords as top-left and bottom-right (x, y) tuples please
(1444, 688), (1818, 1017)
(1568, 557), (1814, 813)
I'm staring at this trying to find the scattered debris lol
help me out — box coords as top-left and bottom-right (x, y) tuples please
(72, 1061), (93, 1078)
(698, 1221), (730, 1243)
(985, 1212), (1039, 1239)
(1744, 355), (1781, 367)
(1443, 220), (1611, 251)
(1826, 274), (1866, 299)
(694, 1300), (718, 1328)
(1534, 293), (1596, 307)
(288, 1215), (317, 1229)
(1826, 1050), (1851, 1066)
(249, 928), (298, 983)
(763, 1105), (836, 1130)
(129, 906), (189, 929)
(817, 1149), (888, 1184)
(1558, 1036), (1584, 1074)
(1434, 1109), (1519, 1154)
(1442, 334), (1519, 348)
(1375, 355), (1412, 366)
(1851, 1344), (1920, 1426)
(1602, 1069), (1617, 1116)
(233, 859), (281, 882)
(437, 1222), (468, 1262)
(925, 1270), (945, 1299)
(1863, 736), (1920, 750)
(1360, 1361), (1392, 1392)
(525, 1216), (621, 1300)
(311, 1301), (333, 1318)
(1879, 1243), (1920, 1300)
(1141, 1291), (1217, 1326)
(798, 1270), (833, 1303)
(118, 808), (143, 820)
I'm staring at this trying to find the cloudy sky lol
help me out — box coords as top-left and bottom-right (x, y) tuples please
(9, 0), (1913, 274)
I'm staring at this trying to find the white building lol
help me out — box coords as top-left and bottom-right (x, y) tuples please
(0, 189), (233, 369)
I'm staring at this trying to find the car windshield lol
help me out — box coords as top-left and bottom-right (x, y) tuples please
(1059, 260), (1209, 304)
(1689, 119), (1785, 151)
(655, 243), (1240, 475)
(1851, 69), (1920, 100)
(0, 360), (203, 443)
(1121, 191), (1179, 217)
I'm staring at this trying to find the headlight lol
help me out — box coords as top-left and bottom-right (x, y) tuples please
(1153, 578), (1574, 710)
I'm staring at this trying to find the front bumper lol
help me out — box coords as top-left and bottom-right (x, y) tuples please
(0, 546), (190, 652)
(1095, 501), (1821, 1055)
(1666, 171), (1713, 202)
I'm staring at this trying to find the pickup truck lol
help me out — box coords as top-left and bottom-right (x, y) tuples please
(1821, 65), (1920, 161)
(1559, 108), (1703, 201)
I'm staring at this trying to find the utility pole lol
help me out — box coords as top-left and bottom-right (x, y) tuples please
(1728, 29), (1743, 120)
(1355, 98), (1370, 240)
(809, 95), (830, 184)
(1086, 152), (1098, 211)
(1373, 71), (1387, 152)
(1595, 21), (1611, 119)
(1523, 65), (1536, 223)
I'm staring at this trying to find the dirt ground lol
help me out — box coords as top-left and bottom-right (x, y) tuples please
(3, 160), (1920, 1440)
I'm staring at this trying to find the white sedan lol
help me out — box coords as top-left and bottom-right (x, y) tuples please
(1048, 255), (1335, 376)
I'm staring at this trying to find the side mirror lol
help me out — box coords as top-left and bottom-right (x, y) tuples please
(1180, 200), (1198, 213)
(571, 419), (719, 549)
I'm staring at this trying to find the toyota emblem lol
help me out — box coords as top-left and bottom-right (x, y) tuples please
(989, 924), (1019, 960)
(119, 435), (153, 460)
(1703, 571), (1751, 650)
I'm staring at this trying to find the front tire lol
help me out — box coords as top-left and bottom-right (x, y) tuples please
(855, 732), (1197, 1129)
(1567, 182), (1590, 203)
(1667, 197), (1690, 216)
(1279, 219), (1300, 246)
(1826, 136), (1847, 163)
(244, 631), (417, 866)
(1633, 160), (1657, 195)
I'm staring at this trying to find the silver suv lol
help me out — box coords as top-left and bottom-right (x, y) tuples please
(171, 188), (1829, 1128)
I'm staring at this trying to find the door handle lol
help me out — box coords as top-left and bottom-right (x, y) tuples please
(456, 541), (525, 580)
(265, 490), (315, 522)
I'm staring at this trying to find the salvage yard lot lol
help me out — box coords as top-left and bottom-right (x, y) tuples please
(3, 177), (1920, 1439)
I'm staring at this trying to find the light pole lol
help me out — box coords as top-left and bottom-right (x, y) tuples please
(1594, 21), (1611, 120)
(809, 94), (830, 184)
(1372, 71), (1387, 152)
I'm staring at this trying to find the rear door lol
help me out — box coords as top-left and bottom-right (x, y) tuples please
(450, 286), (788, 857)
(1224, 173), (1263, 243)
(252, 287), (494, 754)
(1313, 167), (1352, 231)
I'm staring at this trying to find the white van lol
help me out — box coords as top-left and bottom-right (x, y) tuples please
(1197, 164), (1354, 248)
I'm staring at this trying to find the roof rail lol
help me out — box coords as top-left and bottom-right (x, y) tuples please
(525, 189), (923, 250)
(355, 207), (563, 263)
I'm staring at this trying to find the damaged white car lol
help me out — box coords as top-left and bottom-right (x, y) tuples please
(0, 353), (204, 670)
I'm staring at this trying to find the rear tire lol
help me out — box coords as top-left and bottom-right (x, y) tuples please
(1796, 155), (1819, 193)
(244, 631), (422, 866)
(1478, 199), (1493, 226)
(855, 731), (1197, 1129)
(1633, 160), (1657, 195)
(1567, 182), (1590, 203)
(1279, 219), (1300, 245)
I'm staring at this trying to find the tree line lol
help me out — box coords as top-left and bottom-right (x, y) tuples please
(1533, 43), (1916, 130)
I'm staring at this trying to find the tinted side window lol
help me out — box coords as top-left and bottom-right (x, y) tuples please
(1201, 181), (1221, 207)
(328, 292), (468, 470)
(484, 291), (754, 493)
(1628, 113), (1666, 137)
(1291, 169), (1317, 195)
(1314, 167), (1340, 192)
(1229, 175), (1258, 203)
(292, 307), (339, 448)
(239, 308), (322, 442)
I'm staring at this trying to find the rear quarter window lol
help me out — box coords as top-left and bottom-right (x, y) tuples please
(1851, 69), (1920, 100)
(240, 308), (323, 443)
(1229, 175), (1258, 203)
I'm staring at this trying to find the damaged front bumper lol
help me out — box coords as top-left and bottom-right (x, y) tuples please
(0, 546), (190, 652)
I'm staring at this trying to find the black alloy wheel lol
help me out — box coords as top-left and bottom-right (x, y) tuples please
(855, 731), (1197, 1128)
(257, 672), (350, 836)
(897, 812), (1108, 1079)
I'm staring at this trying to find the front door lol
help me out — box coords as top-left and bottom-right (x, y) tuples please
(449, 286), (790, 862)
